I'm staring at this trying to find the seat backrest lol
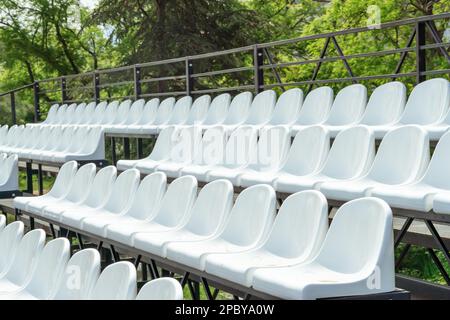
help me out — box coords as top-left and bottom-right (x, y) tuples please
(281, 126), (330, 176)
(203, 93), (231, 125)
(113, 100), (132, 124)
(82, 102), (99, 124)
(91, 101), (108, 124)
(54, 104), (68, 124)
(89, 261), (137, 300)
(136, 278), (183, 300)
(249, 126), (290, 171)
(48, 161), (78, 198)
(103, 169), (141, 213)
(400, 78), (450, 125)
(125, 99), (146, 125)
(83, 166), (117, 208)
(5, 125), (18, 146)
(0, 125), (9, 144)
(24, 238), (71, 299)
(0, 154), (18, 187)
(167, 96), (192, 125)
(0, 214), (4, 231)
(53, 248), (101, 300)
(152, 176), (197, 227)
(264, 190), (328, 259)
(78, 127), (105, 157)
(62, 104), (77, 124)
(169, 126), (202, 163)
(66, 127), (89, 153)
(65, 163), (97, 203)
(220, 184), (276, 246)
(70, 103), (87, 125)
(222, 92), (253, 125)
(101, 101), (120, 124)
(127, 172), (167, 220)
(367, 125), (429, 184)
(5, 229), (46, 287)
(320, 126), (375, 179)
(44, 104), (59, 124)
(152, 97), (175, 125)
(184, 179), (234, 236)
(137, 98), (159, 125)
(423, 130), (450, 189)
(44, 126), (64, 151)
(192, 127), (227, 166)
(245, 90), (276, 125)
(55, 127), (77, 152)
(325, 84), (367, 125)
(295, 86), (333, 125)
(360, 82), (406, 125)
(315, 197), (395, 287)
(269, 88), (303, 125)
(185, 95), (211, 125)
(0, 221), (24, 274)
(147, 127), (177, 161)
(223, 126), (258, 168)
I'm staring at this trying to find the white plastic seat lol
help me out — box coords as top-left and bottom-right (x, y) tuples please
(177, 95), (211, 127)
(14, 161), (78, 213)
(290, 86), (333, 136)
(274, 126), (375, 194)
(205, 190), (328, 287)
(27, 126), (64, 160)
(212, 92), (252, 133)
(59, 103), (77, 126)
(139, 98), (175, 134)
(40, 127), (79, 162)
(71, 102), (95, 126)
(373, 78), (450, 139)
(57, 166), (117, 224)
(81, 101), (107, 127)
(0, 229), (46, 294)
(320, 125), (429, 202)
(88, 261), (137, 300)
(320, 84), (367, 138)
(103, 100), (132, 131)
(0, 125), (9, 145)
(199, 93), (231, 130)
(82, 172), (167, 237)
(136, 278), (183, 300)
(106, 175), (197, 246)
(63, 169), (140, 230)
(241, 126), (329, 188)
(53, 104), (68, 125)
(133, 179), (233, 257)
(95, 100), (120, 128)
(252, 197), (395, 300)
(154, 126), (203, 177)
(0, 154), (18, 192)
(60, 127), (105, 162)
(156, 96), (193, 133)
(108, 99), (146, 134)
(0, 221), (24, 277)
(165, 184), (276, 271)
(0, 238), (70, 300)
(67, 103), (87, 126)
(117, 127), (176, 172)
(52, 248), (101, 300)
(357, 82), (406, 138)
(261, 88), (303, 131)
(203, 126), (258, 184)
(41, 104), (59, 126)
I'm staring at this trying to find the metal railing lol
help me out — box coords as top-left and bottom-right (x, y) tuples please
(1, 13), (450, 125)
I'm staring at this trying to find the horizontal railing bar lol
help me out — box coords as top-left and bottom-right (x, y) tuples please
(420, 69), (450, 76)
(191, 66), (253, 78)
(140, 91), (187, 98)
(97, 80), (134, 89)
(64, 72), (95, 80)
(191, 85), (255, 94)
(96, 65), (134, 74)
(65, 85), (94, 91)
(105, 95), (134, 100)
(140, 75), (186, 83)
(0, 84), (34, 97)
(137, 57), (186, 68)
(420, 42), (450, 50)
(261, 47), (416, 70)
(187, 45), (255, 61)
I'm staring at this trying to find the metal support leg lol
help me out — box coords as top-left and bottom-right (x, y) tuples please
(427, 248), (450, 285)
(29, 216), (35, 230)
(97, 241), (103, 251)
(111, 137), (117, 165)
(180, 272), (190, 288)
(201, 277), (215, 300)
(26, 162), (33, 194)
(110, 245), (120, 262)
(134, 255), (142, 268)
(396, 243), (411, 270)
(37, 164), (44, 195)
(424, 220), (450, 265)
(124, 138), (130, 159)
(150, 259), (160, 278)
(77, 233), (84, 250)
(137, 138), (143, 158)
(50, 224), (57, 239)
(395, 217), (414, 248)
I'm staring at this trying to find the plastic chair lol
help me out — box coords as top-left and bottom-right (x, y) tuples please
(136, 278), (183, 300)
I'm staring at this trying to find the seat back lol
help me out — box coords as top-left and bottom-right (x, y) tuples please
(62, 104), (77, 124)
(54, 105), (68, 124)
(0, 221), (24, 275)
(315, 197), (395, 290)
(44, 104), (59, 124)
(184, 179), (234, 236)
(0, 125), (9, 144)
(66, 127), (89, 153)
(153, 176), (197, 228)
(222, 92), (253, 125)
(83, 166), (117, 208)
(223, 126), (258, 168)
(48, 161), (78, 198)
(89, 261), (137, 300)
(136, 278), (183, 300)
(423, 131), (450, 189)
(169, 126), (202, 163)
(103, 169), (141, 213)
(127, 172), (167, 220)
(55, 127), (77, 152)
(185, 95), (211, 125)
(152, 97), (175, 125)
(264, 191), (328, 259)
(65, 163), (97, 203)
(321, 126), (375, 179)
(400, 78), (450, 125)
(167, 96), (192, 125)
(5, 229), (46, 287)
(268, 88), (303, 125)
(125, 99), (146, 125)
(295, 86), (333, 125)
(192, 127), (227, 166)
(113, 100), (132, 125)
(91, 101), (108, 124)
(220, 184), (276, 247)
(368, 126), (429, 184)
(69, 103), (86, 124)
(147, 127), (177, 161)
(78, 127), (105, 158)
(0, 154), (18, 189)
(203, 93), (231, 125)
(102, 101), (120, 124)
(79, 102), (96, 124)
(360, 82), (406, 125)
(53, 249), (101, 300)
(325, 84), (367, 125)
(138, 98), (159, 125)
(245, 90), (276, 125)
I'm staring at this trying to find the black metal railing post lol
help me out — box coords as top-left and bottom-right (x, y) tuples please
(185, 58), (194, 96)
(10, 92), (16, 124)
(253, 46), (264, 93)
(134, 65), (142, 99)
(93, 72), (100, 103)
(61, 77), (68, 103)
(416, 21), (427, 84)
(33, 82), (40, 122)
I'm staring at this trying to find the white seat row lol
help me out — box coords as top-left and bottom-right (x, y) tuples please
(21, 78), (450, 140)
(0, 153), (18, 192)
(0, 125), (104, 163)
(0, 221), (182, 300)
(14, 165), (395, 299)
